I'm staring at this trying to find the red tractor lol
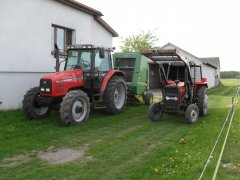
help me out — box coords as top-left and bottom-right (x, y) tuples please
(22, 45), (127, 125)
(143, 49), (208, 124)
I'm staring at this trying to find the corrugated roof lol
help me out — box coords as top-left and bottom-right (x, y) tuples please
(160, 42), (203, 65)
(56, 0), (118, 37)
(200, 57), (220, 69)
(161, 43), (220, 69)
(161, 43), (200, 61)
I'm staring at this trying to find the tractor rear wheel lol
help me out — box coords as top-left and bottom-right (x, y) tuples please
(148, 102), (163, 121)
(22, 87), (50, 119)
(185, 104), (199, 124)
(196, 87), (208, 116)
(60, 90), (90, 125)
(104, 76), (127, 114)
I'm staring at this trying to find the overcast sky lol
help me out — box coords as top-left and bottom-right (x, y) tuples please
(79, 0), (240, 71)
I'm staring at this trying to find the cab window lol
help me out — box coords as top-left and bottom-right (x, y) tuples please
(95, 51), (110, 71)
(66, 50), (91, 71)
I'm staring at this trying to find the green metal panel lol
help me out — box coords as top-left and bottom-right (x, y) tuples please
(113, 53), (149, 95)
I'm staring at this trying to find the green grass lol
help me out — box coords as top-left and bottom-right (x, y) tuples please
(0, 80), (240, 179)
(221, 79), (240, 87)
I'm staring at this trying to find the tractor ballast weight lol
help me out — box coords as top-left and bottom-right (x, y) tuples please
(143, 49), (208, 124)
(113, 53), (154, 104)
(22, 45), (127, 125)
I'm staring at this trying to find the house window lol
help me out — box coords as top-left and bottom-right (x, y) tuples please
(51, 25), (74, 54)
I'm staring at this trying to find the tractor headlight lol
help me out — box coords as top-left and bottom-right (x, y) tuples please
(165, 96), (178, 101)
(40, 79), (52, 94)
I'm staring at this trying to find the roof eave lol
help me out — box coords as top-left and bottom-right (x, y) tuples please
(56, 0), (103, 16)
(94, 15), (119, 37)
(55, 0), (118, 37)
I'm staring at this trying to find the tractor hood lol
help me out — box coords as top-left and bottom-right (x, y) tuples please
(41, 69), (83, 82)
(40, 69), (84, 97)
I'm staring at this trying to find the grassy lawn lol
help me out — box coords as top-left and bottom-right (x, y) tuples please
(221, 79), (240, 87)
(0, 79), (239, 179)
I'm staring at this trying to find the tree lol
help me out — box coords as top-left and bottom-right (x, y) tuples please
(120, 31), (158, 53)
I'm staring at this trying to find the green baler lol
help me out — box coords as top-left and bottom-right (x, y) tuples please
(113, 52), (154, 104)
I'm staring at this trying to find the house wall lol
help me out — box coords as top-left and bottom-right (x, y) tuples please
(0, 0), (113, 110)
(215, 64), (221, 86)
(202, 65), (216, 88)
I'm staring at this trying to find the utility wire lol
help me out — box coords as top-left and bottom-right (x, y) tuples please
(198, 107), (232, 180)
(212, 107), (235, 179)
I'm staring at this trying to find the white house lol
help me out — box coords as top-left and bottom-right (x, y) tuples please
(160, 43), (220, 88)
(0, 0), (118, 110)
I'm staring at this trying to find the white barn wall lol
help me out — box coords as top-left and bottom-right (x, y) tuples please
(0, 0), (114, 110)
(202, 65), (216, 88)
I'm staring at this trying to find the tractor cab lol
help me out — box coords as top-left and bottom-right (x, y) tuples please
(65, 45), (112, 91)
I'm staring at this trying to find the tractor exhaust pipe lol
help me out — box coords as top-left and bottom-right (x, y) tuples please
(54, 44), (60, 72)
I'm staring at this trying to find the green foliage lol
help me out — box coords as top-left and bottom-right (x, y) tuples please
(220, 71), (240, 79)
(120, 31), (158, 53)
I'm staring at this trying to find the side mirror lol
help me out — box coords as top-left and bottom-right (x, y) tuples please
(99, 47), (105, 59)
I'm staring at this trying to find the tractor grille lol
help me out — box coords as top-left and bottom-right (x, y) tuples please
(40, 79), (52, 94)
(163, 85), (180, 112)
(115, 58), (135, 82)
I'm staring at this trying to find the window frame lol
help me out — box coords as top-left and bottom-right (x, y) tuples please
(51, 24), (74, 56)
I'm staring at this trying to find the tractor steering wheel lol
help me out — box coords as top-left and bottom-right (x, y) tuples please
(82, 60), (91, 69)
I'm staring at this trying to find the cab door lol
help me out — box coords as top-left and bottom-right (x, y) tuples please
(93, 50), (111, 90)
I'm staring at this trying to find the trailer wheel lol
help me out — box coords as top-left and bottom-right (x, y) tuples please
(60, 90), (90, 125)
(144, 91), (153, 105)
(104, 76), (127, 114)
(185, 104), (199, 124)
(196, 87), (208, 116)
(22, 87), (50, 119)
(148, 102), (163, 121)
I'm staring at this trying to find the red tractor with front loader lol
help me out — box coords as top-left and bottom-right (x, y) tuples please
(22, 45), (127, 125)
(143, 49), (208, 124)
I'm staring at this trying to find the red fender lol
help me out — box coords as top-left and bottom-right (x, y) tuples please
(100, 70), (124, 92)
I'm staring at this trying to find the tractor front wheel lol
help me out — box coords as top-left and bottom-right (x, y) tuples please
(185, 104), (199, 124)
(196, 87), (208, 116)
(22, 87), (50, 119)
(60, 90), (90, 125)
(148, 102), (163, 121)
(104, 76), (127, 114)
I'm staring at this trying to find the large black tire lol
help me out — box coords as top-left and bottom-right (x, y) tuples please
(196, 87), (208, 116)
(104, 76), (127, 114)
(144, 91), (153, 105)
(148, 102), (163, 121)
(60, 90), (90, 125)
(185, 104), (199, 124)
(22, 87), (50, 119)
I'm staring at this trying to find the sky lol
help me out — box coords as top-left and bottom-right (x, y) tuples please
(78, 0), (240, 71)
